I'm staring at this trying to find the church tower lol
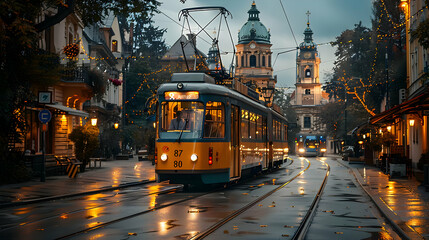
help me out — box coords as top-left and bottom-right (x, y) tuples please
(235, 1), (276, 103)
(293, 12), (327, 134)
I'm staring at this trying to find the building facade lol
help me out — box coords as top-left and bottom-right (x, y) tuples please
(21, 8), (125, 158)
(369, 0), (429, 172)
(235, 2), (276, 103)
(292, 16), (328, 135)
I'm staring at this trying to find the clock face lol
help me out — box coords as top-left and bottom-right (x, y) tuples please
(304, 52), (311, 59)
(250, 43), (256, 49)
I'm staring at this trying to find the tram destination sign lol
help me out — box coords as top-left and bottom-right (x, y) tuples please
(165, 91), (199, 100)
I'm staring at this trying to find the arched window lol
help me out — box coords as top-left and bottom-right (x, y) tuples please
(241, 56), (245, 67)
(305, 69), (311, 78)
(305, 89), (311, 95)
(112, 40), (118, 52)
(262, 56), (266, 67)
(268, 55), (271, 67)
(236, 56), (239, 67)
(250, 55), (256, 67)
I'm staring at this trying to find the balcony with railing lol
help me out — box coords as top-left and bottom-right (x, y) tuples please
(61, 65), (91, 84)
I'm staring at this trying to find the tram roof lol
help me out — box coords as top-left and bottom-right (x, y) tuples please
(158, 83), (287, 123)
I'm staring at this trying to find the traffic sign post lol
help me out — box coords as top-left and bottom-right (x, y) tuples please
(38, 109), (51, 182)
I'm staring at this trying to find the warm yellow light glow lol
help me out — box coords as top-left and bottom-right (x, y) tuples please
(387, 126), (391, 132)
(363, 134), (366, 139)
(114, 123), (119, 129)
(165, 91), (199, 100)
(366, 133), (370, 137)
(379, 129), (382, 134)
(91, 118), (97, 126)
(400, 0), (408, 11)
(358, 141), (364, 144)
(409, 119), (415, 127)
(299, 148), (305, 153)
(153, 122), (156, 128)
(321, 148), (327, 152)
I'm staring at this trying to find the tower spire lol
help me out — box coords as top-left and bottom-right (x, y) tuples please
(306, 10), (311, 27)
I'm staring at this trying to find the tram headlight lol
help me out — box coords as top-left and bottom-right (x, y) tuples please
(321, 148), (327, 152)
(299, 148), (305, 153)
(190, 154), (198, 162)
(161, 153), (168, 161)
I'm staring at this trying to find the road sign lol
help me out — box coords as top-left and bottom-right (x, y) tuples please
(39, 109), (52, 124)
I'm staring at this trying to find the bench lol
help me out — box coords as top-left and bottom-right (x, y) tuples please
(89, 158), (104, 168)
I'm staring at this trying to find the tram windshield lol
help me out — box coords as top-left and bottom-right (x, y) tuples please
(160, 101), (204, 139)
(305, 139), (319, 148)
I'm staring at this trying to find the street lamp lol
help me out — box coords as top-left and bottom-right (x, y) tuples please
(91, 117), (98, 126)
(409, 119), (415, 127)
(114, 122), (119, 129)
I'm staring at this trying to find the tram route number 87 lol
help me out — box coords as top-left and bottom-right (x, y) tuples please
(174, 150), (183, 168)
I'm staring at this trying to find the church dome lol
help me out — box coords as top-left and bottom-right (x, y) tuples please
(238, 2), (270, 44)
(299, 18), (317, 51)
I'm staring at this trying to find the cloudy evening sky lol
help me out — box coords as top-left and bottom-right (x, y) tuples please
(152, 0), (374, 88)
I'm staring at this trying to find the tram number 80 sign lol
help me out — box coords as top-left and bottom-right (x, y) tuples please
(174, 161), (183, 168)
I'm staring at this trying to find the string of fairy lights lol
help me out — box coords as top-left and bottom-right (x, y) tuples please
(59, 0), (421, 119)
(328, 0), (412, 116)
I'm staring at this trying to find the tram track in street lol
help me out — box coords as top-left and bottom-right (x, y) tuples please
(0, 182), (181, 232)
(0, 179), (157, 209)
(52, 159), (301, 239)
(189, 158), (329, 240)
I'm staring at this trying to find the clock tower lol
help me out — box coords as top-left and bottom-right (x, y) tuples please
(293, 12), (327, 134)
(235, 1), (276, 103)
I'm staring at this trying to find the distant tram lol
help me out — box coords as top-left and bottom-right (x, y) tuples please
(296, 134), (326, 157)
(154, 73), (289, 184)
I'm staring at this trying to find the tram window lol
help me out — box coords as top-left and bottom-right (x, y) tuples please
(262, 117), (267, 140)
(249, 112), (256, 139)
(273, 120), (281, 140)
(256, 115), (262, 140)
(241, 110), (249, 139)
(273, 120), (277, 140)
(204, 102), (225, 138)
(160, 101), (204, 137)
(283, 125), (287, 141)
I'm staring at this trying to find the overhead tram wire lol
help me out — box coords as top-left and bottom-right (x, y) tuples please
(279, 0), (298, 47)
(273, 0), (300, 68)
(159, 10), (212, 47)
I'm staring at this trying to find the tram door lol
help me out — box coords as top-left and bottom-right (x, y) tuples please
(231, 105), (240, 178)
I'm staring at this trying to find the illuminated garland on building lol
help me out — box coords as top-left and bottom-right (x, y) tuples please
(63, 43), (79, 58)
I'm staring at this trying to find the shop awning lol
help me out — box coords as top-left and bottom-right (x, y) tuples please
(46, 104), (89, 118)
(370, 90), (429, 124)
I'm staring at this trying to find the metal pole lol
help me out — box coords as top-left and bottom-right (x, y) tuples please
(344, 87), (347, 146)
(41, 127), (46, 182)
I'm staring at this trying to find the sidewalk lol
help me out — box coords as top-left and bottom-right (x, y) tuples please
(0, 156), (155, 208)
(334, 155), (429, 240)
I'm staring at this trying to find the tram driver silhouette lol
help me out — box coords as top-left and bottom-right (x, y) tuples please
(169, 111), (187, 130)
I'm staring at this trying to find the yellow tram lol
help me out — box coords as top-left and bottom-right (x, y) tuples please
(155, 72), (288, 184)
